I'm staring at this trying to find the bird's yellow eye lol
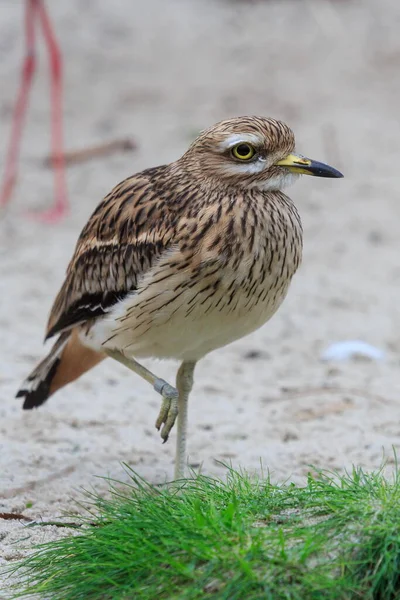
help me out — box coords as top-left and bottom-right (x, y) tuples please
(231, 143), (256, 161)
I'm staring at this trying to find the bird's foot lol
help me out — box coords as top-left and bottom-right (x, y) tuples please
(154, 379), (179, 443)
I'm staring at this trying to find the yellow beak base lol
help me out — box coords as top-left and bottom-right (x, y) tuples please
(275, 153), (343, 178)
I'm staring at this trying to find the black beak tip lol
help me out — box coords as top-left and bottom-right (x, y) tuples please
(313, 166), (344, 178)
(328, 168), (344, 179)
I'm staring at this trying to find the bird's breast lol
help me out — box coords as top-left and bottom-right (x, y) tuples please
(83, 192), (303, 360)
(221, 207), (300, 316)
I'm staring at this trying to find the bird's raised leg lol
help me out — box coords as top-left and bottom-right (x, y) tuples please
(105, 349), (179, 444)
(174, 361), (196, 480)
(31, 0), (67, 223)
(0, 0), (38, 208)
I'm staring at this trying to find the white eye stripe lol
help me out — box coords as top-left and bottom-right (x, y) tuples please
(218, 133), (262, 152)
(248, 172), (300, 190)
(220, 164), (299, 189)
(222, 159), (266, 175)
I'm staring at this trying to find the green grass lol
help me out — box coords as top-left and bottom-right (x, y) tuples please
(6, 462), (400, 599)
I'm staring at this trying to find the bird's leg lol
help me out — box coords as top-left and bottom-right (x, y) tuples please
(105, 349), (179, 444)
(0, 0), (38, 208)
(174, 361), (196, 480)
(31, 0), (67, 223)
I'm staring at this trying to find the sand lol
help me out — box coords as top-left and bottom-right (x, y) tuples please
(1, 0), (400, 578)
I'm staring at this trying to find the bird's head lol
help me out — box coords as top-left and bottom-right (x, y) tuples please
(182, 116), (343, 190)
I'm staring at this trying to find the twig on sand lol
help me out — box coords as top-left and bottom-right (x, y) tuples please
(43, 137), (137, 168)
(0, 512), (32, 522)
(24, 519), (100, 529)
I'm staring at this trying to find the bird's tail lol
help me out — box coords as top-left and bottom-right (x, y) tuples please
(16, 329), (105, 409)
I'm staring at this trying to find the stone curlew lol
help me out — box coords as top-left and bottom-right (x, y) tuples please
(16, 116), (343, 478)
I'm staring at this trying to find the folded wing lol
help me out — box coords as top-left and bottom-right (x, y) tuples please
(46, 167), (176, 339)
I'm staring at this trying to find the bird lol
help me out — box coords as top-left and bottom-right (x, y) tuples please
(0, 0), (67, 222)
(16, 116), (343, 479)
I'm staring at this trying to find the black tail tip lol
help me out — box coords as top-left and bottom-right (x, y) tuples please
(16, 359), (60, 409)
(16, 387), (46, 410)
(15, 346), (61, 410)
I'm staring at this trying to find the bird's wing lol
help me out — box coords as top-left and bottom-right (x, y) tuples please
(45, 168), (176, 340)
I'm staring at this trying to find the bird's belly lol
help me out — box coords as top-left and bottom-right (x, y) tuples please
(164, 283), (289, 360)
(82, 271), (292, 361)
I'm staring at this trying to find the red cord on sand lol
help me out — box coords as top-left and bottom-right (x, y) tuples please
(0, 0), (68, 222)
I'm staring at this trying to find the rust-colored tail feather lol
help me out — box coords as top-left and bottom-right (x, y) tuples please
(16, 329), (104, 409)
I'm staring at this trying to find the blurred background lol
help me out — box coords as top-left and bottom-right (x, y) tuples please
(1, 0), (400, 520)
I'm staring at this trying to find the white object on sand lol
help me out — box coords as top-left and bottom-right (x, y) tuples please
(321, 341), (386, 362)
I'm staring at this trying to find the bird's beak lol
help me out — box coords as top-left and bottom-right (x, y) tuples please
(275, 153), (343, 178)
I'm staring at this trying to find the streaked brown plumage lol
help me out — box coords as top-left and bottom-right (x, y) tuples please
(17, 116), (343, 479)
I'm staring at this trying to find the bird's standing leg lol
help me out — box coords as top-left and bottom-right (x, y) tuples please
(105, 349), (179, 444)
(174, 361), (196, 480)
(0, 0), (37, 208)
(32, 0), (68, 223)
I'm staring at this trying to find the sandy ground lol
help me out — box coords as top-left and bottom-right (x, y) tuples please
(1, 0), (400, 580)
